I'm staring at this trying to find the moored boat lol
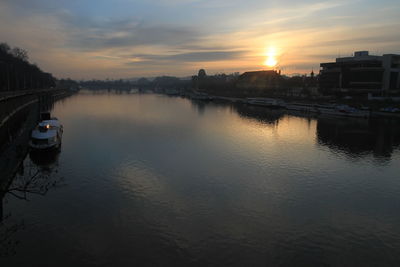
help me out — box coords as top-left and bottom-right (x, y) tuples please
(247, 98), (285, 108)
(316, 104), (370, 118)
(191, 92), (212, 101)
(285, 102), (317, 112)
(29, 113), (63, 150)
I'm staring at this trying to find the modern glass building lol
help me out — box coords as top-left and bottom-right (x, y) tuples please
(319, 51), (400, 95)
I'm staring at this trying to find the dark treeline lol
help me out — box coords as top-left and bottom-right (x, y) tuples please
(193, 70), (239, 95)
(0, 43), (56, 92)
(152, 76), (190, 91)
(80, 69), (318, 98)
(193, 69), (318, 98)
(80, 79), (132, 90)
(80, 76), (191, 92)
(57, 78), (79, 91)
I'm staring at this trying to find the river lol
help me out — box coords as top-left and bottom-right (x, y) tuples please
(1, 91), (400, 266)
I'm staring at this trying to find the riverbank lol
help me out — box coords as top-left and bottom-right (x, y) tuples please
(180, 91), (400, 119)
(0, 89), (74, 193)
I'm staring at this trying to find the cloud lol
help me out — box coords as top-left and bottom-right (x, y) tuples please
(312, 33), (400, 48)
(68, 23), (199, 51)
(1, 0), (399, 79)
(127, 51), (248, 63)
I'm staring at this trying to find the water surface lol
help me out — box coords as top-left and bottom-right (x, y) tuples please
(1, 92), (400, 266)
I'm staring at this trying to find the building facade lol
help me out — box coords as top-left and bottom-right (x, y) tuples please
(319, 51), (400, 94)
(236, 70), (281, 91)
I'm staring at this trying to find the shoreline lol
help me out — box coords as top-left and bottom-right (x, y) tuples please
(181, 92), (400, 119)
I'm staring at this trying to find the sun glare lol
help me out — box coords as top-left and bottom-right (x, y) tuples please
(265, 57), (278, 68)
(264, 47), (278, 68)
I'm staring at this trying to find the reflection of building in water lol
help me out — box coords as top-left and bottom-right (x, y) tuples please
(190, 100), (206, 116)
(235, 105), (284, 125)
(317, 118), (400, 159)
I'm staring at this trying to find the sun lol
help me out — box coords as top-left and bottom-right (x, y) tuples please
(264, 57), (277, 68)
(263, 47), (278, 68)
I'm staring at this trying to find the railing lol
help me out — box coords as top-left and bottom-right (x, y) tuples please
(0, 89), (69, 129)
(0, 89), (50, 102)
(0, 94), (37, 129)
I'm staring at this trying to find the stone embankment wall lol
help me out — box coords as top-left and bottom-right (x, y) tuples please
(0, 89), (73, 192)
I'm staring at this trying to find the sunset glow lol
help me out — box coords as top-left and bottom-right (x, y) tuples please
(0, 0), (398, 79)
(264, 47), (278, 68)
(264, 58), (277, 68)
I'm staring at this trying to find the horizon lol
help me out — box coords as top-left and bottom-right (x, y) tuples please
(1, 0), (399, 80)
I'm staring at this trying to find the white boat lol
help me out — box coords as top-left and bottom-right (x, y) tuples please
(247, 98), (285, 108)
(29, 113), (63, 150)
(316, 104), (370, 118)
(191, 92), (212, 101)
(285, 102), (317, 112)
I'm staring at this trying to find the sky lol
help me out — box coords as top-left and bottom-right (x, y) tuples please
(0, 0), (399, 79)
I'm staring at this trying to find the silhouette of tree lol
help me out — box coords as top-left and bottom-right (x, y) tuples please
(0, 42), (56, 91)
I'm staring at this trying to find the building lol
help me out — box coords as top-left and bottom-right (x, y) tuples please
(236, 70), (281, 91)
(319, 51), (400, 95)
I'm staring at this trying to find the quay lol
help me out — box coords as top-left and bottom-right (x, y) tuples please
(0, 89), (73, 192)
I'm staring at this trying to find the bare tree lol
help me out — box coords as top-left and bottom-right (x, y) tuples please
(11, 47), (28, 62)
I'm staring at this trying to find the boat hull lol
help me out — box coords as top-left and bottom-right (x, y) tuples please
(29, 140), (61, 151)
